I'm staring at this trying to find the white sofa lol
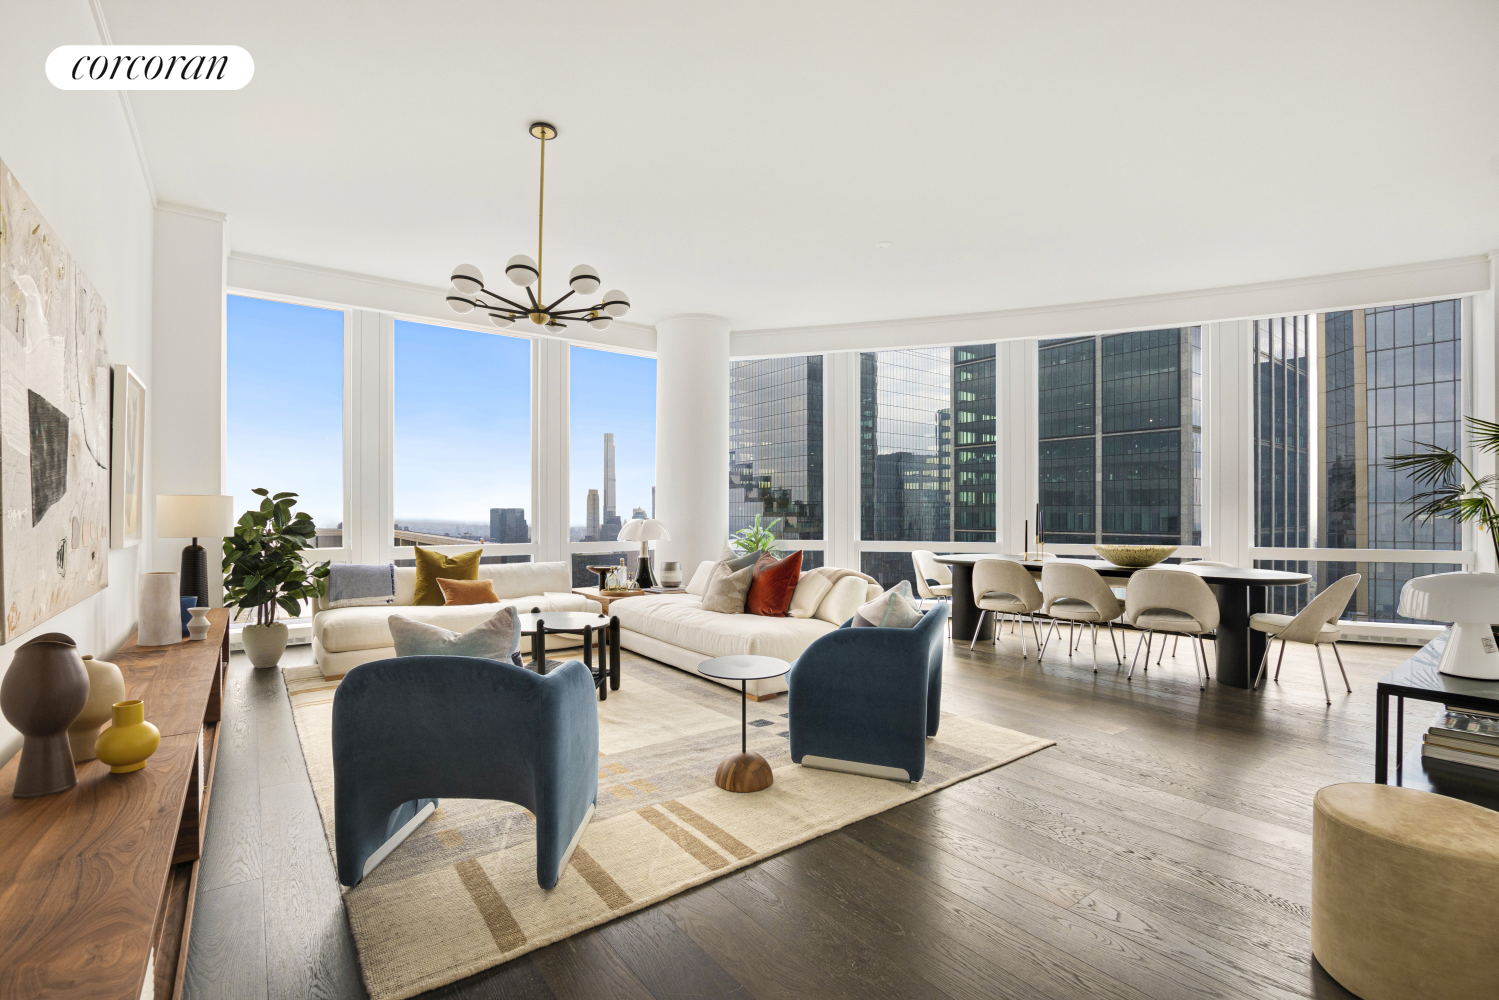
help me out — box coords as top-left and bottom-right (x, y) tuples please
(312, 560), (598, 679)
(610, 561), (882, 700)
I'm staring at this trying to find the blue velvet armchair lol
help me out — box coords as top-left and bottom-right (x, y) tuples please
(331, 654), (598, 890)
(786, 602), (948, 782)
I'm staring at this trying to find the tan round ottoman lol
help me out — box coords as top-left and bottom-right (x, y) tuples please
(1313, 783), (1499, 1000)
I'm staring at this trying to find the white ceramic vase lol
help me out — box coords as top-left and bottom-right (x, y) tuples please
(187, 607), (211, 641)
(241, 622), (288, 669)
(139, 571), (182, 646)
(67, 655), (127, 762)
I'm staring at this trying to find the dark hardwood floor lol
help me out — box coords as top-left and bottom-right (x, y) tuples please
(184, 626), (1456, 1000)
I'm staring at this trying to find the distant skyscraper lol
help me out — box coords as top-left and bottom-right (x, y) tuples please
(602, 513), (623, 541)
(1037, 327), (1202, 546)
(586, 489), (600, 541)
(489, 507), (529, 544)
(730, 356), (824, 540)
(603, 432), (616, 519)
(631, 507), (647, 519)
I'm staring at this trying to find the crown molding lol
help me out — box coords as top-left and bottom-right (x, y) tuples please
(227, 251), (657, 354)
(730, 254), (1493, 358)
(156, 202), (227, 223)
(88, 0), (157, 209)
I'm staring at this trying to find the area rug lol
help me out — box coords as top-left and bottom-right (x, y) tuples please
(286, 657), (1053, 1000)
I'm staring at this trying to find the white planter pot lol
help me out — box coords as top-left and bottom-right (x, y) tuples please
(139, 571), (182, 646)
(241, 622), (288, 669)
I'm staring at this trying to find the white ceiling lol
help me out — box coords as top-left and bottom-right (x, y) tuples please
(100, 0), (1499, 330)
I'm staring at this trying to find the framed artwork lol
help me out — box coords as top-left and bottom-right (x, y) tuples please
(0, 159), (111, 641)
(110, 364), (145, 548)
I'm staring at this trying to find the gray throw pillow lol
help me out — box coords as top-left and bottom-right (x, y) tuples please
(701, 550), (760, 598)
(388, 606), (522, 664)
(701, 564), (754, 614)
(851, 580), (924, 628)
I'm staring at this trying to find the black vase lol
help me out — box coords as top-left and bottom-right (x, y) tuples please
(636, 555), (654, 589)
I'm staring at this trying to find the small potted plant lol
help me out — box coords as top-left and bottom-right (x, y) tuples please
(729, 513), (784, 558)
(222, 489), (329, 669)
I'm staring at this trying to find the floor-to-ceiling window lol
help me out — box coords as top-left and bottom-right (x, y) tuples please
(730, 355), (824, 570)
(859, 345), (996, 588)
(1038, 328), (1202, 546)
(226, 295), (344, 544)
(392, 320), (531, 564)
(1252, 301), (1466, 620)
(569, 346), (656, 586)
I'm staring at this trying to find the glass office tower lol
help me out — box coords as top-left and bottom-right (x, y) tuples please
(858, 345), (997, 587)
(1253, 301), (1463, 620)
(729, 356), (825, 561)
(1037, 328), (1202, 546)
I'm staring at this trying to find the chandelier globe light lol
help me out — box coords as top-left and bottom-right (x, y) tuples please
(446, 122), (630, 332)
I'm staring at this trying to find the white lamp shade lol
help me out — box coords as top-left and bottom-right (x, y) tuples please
(446, 295), (476, 314)
(588, 313), (612, 330)
(488, 311), (515, 328)
(1398, 571), (1499, 623)
(157, 494), (236, 539)
(601, 290), (630, 317)
(506, 254), (539, 286)
(450, 263), (484, 294)
(569, 264), (601, 295)
(617, 518), (670, 542)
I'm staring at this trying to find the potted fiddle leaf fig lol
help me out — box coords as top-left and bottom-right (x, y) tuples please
(729, 513), (784, 558)
(222, 489), (329, 668)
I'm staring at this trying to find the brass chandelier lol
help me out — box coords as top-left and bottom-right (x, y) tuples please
(445, 122), (630, 332)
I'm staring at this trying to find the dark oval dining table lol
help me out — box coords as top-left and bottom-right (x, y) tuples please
(933, 555), (1313, 688)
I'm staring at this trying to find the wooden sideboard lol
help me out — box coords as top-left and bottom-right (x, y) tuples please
(0, 609), (229, 1000)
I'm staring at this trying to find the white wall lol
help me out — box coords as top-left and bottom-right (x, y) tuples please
(0, 1), (156, 762)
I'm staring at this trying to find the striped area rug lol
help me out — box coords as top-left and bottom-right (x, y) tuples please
(286, 656), (1053, 1000)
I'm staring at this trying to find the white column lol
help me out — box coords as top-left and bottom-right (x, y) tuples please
(655, 315), (730, 573)
(346, 309), (393, 564)
(1202, 319), (1255, 567)
(1469, 255), (1498, 572)
(532, 337), (569, 565)
(823, 351), (861, 569)
(150, 204), (227, 594)
(996, 339), (1037, 552)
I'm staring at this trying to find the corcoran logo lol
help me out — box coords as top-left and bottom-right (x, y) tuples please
(46, 45), (253, 90)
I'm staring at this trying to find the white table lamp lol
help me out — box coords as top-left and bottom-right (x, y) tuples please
(617, 518), (670, 588)
(157, 495), (237, 608)
(1397, 571), (1499, 680)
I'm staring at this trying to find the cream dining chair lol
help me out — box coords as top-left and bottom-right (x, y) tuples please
(969, 559), (1044, 657)
(1123, 569), (1221, 689)
(1154, 560), (1232, 662)
(1040, 562), (1125, 668)
(1250, 573), (1360, 704)
(911, 551), (953, 609)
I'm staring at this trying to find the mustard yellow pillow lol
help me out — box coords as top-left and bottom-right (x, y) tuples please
(413, 546), (481, 606)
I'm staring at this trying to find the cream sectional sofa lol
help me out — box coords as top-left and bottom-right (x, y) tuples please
(312, 560), (598, 679)
(609, 561), (883, 700)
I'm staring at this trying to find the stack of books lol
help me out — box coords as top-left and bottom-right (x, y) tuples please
(1422, 706), (1499, 772)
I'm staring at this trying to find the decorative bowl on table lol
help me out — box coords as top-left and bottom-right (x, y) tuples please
(1092, 544), (1177, 568)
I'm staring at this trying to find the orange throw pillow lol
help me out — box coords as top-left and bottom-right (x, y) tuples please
(437, 577), (500, 606)
(746, 551), (802, 617)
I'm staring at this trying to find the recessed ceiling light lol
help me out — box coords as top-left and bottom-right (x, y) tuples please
(874, 241), (892, 250)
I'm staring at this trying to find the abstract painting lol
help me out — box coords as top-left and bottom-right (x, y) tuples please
(0, 160), (110, 641)
(110, 365), (145, 547)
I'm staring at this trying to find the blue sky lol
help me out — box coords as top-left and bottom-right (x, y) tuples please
(227, 297), (655, 530)
(570, 345), (656, 526)
(227, 295), (344, 528)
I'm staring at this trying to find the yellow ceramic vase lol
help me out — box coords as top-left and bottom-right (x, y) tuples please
(94, 700), (161, 774)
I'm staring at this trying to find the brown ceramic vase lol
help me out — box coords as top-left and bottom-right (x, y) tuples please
(0, 632), (89, 797)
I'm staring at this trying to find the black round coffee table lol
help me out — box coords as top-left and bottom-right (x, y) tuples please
(698, 654), (790, 793)
(517, 610), (620, 700)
